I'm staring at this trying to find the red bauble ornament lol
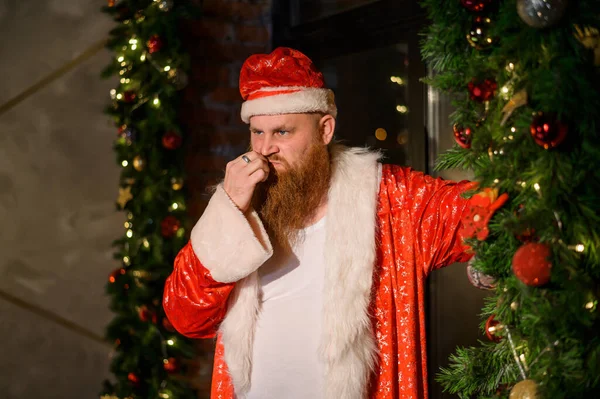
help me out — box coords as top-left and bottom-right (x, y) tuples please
(162, 131), (182, 150)
(138, 305), (157, 323)
(147, 35), (164, 54)
(485, 314), (503, 342)
(123, 90), (136, 103)
(127, 372), (140, 386)
(460, 0), (492, 12)
(161, 215), (181, 238)
(163, 357), (180, 373)
(468, 79), (497, 102)
(453, 124), (473, 149)
(109, 268), (126, 283)
(529, 112), (567, 149)
(512, 242), (552, 287)
(162, 316), (176, 332)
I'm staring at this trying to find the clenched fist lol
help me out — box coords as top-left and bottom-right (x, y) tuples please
(223, 152), (270, 213)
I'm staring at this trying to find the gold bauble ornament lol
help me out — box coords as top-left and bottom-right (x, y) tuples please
(171, 177), (184, 191)
(133, 156), (145, 171)
(509, 379), (539, 399)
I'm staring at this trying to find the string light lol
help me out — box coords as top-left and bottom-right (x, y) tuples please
(116, 93), (123, 100)
(124, 222), (132, 229)
(153, 95), (161, 107)
(164, 65), (171, 72)
(117, 55), (125, 62)
(167, 338), (176, 346)
(375, 128), (387, 141)
(390, 76), (404, 85)
(123, 256), (131, 265)
(533, 183), (541, 192)
(142, 238), (150, 249)
(121, 160), (129, 167)
(140, 53), (146, 61)
(575, 244), (585, 253)
(396, 105), (408, 113)
(120, 78), (126, 84)
(126, 229), (133, 238)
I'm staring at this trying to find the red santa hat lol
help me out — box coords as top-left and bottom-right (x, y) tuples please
(239, 47), (337, 123)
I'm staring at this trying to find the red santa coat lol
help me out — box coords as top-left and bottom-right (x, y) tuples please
(163, 146), (473, 399)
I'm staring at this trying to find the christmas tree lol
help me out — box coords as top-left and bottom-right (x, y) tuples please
(99, 1), (201, 398)
(421, 0), (600, 398)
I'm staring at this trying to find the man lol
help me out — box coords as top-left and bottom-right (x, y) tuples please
(163, 47), (474, 399)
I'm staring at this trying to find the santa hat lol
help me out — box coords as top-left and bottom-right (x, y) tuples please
(239, 47), (337, 123)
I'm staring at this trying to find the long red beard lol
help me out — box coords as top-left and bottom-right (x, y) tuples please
(252, 142), (331, 251)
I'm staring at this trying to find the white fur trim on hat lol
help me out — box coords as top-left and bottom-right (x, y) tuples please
(240, 87), (337, 123)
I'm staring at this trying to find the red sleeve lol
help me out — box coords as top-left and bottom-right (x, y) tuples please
(384, 166), (475, 275)
(408, 169), (475, 274)
(163, 241), (234, 339)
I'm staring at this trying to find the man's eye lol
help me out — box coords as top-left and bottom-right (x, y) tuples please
(278, 130), (289, 136)
(253, 131), (263, 135)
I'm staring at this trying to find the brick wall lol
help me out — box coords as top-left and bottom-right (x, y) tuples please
(182, 0), (272, 223)
(179, 1), (272, 396)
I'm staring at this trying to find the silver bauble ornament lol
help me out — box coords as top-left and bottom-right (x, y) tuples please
(154, 0), (174, 12)
(168, 68), (189, 90)
(517, 0), (568, 28)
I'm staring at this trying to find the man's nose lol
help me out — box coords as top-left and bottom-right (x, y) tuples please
(259, 135), (277, 156)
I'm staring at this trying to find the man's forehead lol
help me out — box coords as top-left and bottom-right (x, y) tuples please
(249, 113), (309, 130)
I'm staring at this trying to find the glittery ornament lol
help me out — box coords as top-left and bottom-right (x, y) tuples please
(530, 111), (567, 149)
(453, 124), (473, 148)
(509, 379), (539, 398)
(147, 34), (164, 54)
(517, 0), (567, 28)
(161, 215), (181, 238)
(467, 16), (495, 50)
(512, 242), (552, 286)
(162, 131), (183, 150)
(467, 261), (496, 290)
(163, 357), (180, 373)
(468, 78), (497, 102)
(461, 0), (492, 12)
(122, 90), (136, 103)
(133, 156), (145, 171)
(485, 314), (503, 342)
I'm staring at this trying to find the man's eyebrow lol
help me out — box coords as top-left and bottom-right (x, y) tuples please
(249, 125), (295, 133)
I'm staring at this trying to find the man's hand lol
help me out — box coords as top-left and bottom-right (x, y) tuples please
(223, 152), (270, 213)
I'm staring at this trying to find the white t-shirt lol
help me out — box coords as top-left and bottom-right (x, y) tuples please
(246, 217), (327, 399)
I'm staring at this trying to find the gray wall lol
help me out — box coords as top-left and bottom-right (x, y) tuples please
(0, 1), (121, 397)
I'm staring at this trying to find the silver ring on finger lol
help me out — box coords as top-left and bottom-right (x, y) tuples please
(241, 155), (251, 164)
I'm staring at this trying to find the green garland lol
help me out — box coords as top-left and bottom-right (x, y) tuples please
(99, 1), (200, 398)
(422, 1), (600, 398)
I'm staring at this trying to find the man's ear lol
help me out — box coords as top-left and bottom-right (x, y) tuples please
(319, 114), (336, 145)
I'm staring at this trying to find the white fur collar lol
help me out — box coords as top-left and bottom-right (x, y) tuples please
(219, 145), (382, 398)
